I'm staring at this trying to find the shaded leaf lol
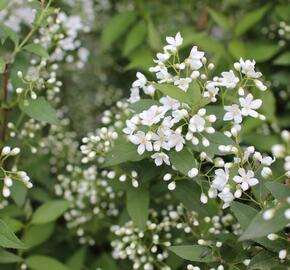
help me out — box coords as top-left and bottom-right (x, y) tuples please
(26, 255), (69, 270)
(23, 43), (49, 59)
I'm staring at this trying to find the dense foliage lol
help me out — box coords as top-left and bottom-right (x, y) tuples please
(0, 0), (289, 270)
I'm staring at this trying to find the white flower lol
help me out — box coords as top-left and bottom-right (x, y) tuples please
(239, 94), (262, 118)
(218, 187), (234, 209)
(167, 129), (185, 152)
(139, 105), (164, 126)
(233, 168), (258, 191)
(153, 52), (170, 64)
(160, 96), (180, 111)
(239, 58), (262, 78)
(219, 70), (239, 89)
(156, 67), (172, 83)
(174, 77), (192, 92)
(261, 167), (272, 178)
(212, 169), (229, 191)
(187, 46), (204, 70)
(123, 120), (137, 135)
(151, 152), (170, 166)
(223, 104), (243, 123)
(165, 32), (183, 52)
(132, 72), (147, 88)
(128, 87), (140, 103)
(152, 128), (170, 151)
(260, 156), (275, 166)
(204, 82), (219, 102)
(271, 144), (285, 158)
(129, 131), (153, 155)
(189, 114), (206, 133)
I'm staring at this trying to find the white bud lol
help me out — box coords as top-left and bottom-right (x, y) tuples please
(10, 147), (20, 156)
(188, 168), (198, 178)
(168, 181), (176, 191)
(1, 146), (11, 156)
(4, 176), (13, 187)
(261, 167), (272, 178)
(267, 233), (278, 241)
(234, 62), (241, 71)
(278, 249), (287, 260)
(163, 173), (172, 181)
(200, 193), (208, 204)
(263, 209), (275, 220)
(208, 63), (214, 70)
(16, 88), (23, 94)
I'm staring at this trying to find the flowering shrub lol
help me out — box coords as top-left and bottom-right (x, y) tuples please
(0, 1), (289, 270)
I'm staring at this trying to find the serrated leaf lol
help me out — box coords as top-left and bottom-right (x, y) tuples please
(235, 4), (271, 36)
(26, 255), (70, 270)
(0, 23), (19, 45)
(23, 43), (49, 59)
(101, 11), (137, 50)
(168, 147), (196, 176)
(126, 187), (149, 228)
(66, 247), (87, 270)
(265, 182), (290, 201)
(102, 136), (149, 167)
(31, 200), (70, 224)
(123, 20), (147, 56)
(273, 52), (290, 66)
(19, 97), (59, 125)
(128, 99), (160, 113)
(169, 245), (216, 263)
(0, 248), (22, 264)
(147, 19), (161, 51)
(0, 219), (26, 249)
(249, 251), (279, 270)
(208, 8), (232, 31)
(23, 223), (55, 248)
(231, 202), (258, 230)
(239, 205), (289, 241)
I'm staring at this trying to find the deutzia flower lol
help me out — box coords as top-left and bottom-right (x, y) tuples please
(152, 128), (170, 151)
(212, 169), (229, 191)
(139, 106), (164, 126)
(219, 70), (239, 89)
(128, 87), (140, 103)
(239, 58), (262, 78)
(132, 72), (147, 88)
(151, 152), (170, 166)
(167, 129), (185, 152)
(189, 114), (206, 133)
(174, 77), (192, 92)
(164, 32), (183, 52)
(218, 187), (234, 209)
(123, 120), (137, 135)
(129, 131), (153, 155)
(160, 96), (180, 111)
(239, 94), (262, 118)
(233, 168), (259, 191)
(223, 104), (243, 123)
(187, 46), (204, 70)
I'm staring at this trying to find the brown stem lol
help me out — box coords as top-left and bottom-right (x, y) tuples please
(198, 2), (208, 32)
(1, 63), (12, 142)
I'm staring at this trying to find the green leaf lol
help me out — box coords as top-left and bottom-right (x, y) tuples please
(102, 136), (149, 167)
(168, 147), (196, 175)
(19, 97), (59, 125)
(154, 82), (203, 107)
(23, 223), (55, 248)
(123, 20), (147, 56)
(168, 245), (216, 263)
(1, 216), (23, 233)
(244, 42), (281, 63)
(126, 47), (153, 71)
(0, 248), (22, 264)
(147, 19), (161, 51)
(235, 4), (271, 36)
(0, 23), (19, 45)
(249, 251), (279, 270)
(208, 8), (232, 31)
(126, 187), (149, 228)
(0, 57), (5, 73)
(243, 134), (280, 152)
(0, 0), (9, 11)
(231, 202), (258, 230)
(265, 182), (290, 201)
(0, 219), (26, 249)
(273, 52), (290, 66)
(228, 40), (246, 59)
(93, 253), (118, 270)
(101, 11), (137, 50)
(23, 43), (49, 59)
(128, 99), (160, 113)
(66, 247), (87, 270)
(26, 255), (70, 270)
(31, 200), (70, 224)
(239, 205), (289, 241)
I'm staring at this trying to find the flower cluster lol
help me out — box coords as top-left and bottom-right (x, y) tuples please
(0, 146), (32, 198)
(120, 32), (273, 208)
(55, 164), (122, 245)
